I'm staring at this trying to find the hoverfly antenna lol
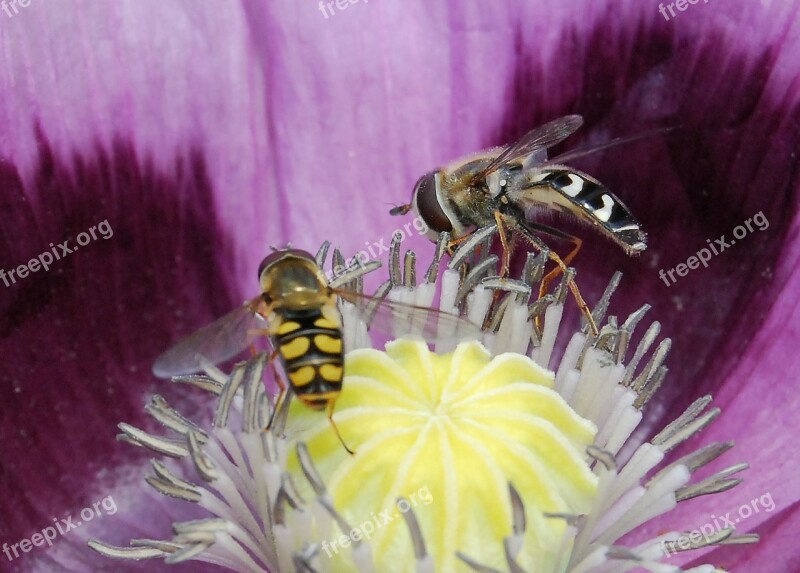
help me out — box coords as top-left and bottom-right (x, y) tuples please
(268, 243), (292, 252)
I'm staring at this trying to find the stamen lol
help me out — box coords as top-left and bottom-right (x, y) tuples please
(87, 540), (167, 559)
(669, 441), (735, 472)
(171, 373), (224, 395)
(404, 250), (417, 287)
(315, 240), (331, 268)
(389, 231), (402, 286)
(662, 527), (735, 554)
(455, 255), (499, 306)
(329, 259), (381, 289)
(449, 224), (497, 270)
(145, 395), (207, 436)
(622, 321), (661, 386)
(590, 271), (621, 328)
(145, 474), (202, 503)
(398, 500), (428, 561)
(116, 423), (190, 457)
(674, 462), (749, 501)
(652, 396), (719, 451)
(424, 231), (450, 283)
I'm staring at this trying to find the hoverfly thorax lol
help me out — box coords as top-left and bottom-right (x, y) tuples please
(258, 250), (329, 310)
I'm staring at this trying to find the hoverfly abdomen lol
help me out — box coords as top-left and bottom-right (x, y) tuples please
(523, 168), (647, 256)
(273, 308), (345, 411)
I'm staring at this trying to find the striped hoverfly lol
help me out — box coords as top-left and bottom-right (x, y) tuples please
(152, 248), (479, 453)
(390, 114), (648, 335)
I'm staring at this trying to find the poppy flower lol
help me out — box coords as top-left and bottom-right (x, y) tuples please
(0, 1), (797, 572)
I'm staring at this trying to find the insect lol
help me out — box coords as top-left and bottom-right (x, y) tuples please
(390, 114), (648, 335)
(152, 248), (478, 454)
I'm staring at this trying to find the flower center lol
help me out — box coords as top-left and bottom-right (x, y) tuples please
(286, 338), (598, 572)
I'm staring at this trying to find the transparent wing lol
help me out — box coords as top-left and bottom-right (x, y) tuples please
(473, 115), (584, 181)
(547, 125), (675, 165)
(335, 289), (481, 345)
(152, 296), (268, 378)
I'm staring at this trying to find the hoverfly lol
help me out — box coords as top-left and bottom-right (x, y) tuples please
(152, 248), (478, 454)
(390, 115), (648, 334)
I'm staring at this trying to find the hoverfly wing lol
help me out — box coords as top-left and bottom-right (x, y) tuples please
(334, 289), (481, 346)
(152, 296), (268, 378)
(472, 115), (584, 182)
(546, 125), (676, 166)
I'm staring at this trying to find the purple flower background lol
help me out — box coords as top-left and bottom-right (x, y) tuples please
(0, 1), (798, 571)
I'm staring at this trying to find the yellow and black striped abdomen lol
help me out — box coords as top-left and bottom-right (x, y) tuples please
(273, 309), (344, 411)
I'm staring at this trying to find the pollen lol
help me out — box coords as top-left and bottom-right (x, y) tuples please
(287, 338), (597, 572)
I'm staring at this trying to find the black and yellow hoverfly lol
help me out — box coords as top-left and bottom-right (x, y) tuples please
(152, 248), (478, 453)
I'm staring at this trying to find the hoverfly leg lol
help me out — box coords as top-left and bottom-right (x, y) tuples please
(327, 401), (355, 455)
(515, 221), (587, 311)
(246, 320), (273, 358)
(264, 349), (290, 436)
(246, 327), (271, 357)
(493, 211), (513, 277)
(446, 232), (474, 255)
(540, 235), (583, 296)
(514, 222), (599, 337)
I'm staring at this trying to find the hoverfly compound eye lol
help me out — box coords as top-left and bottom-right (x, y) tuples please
(257, 252), (282, 279)
(412, 171), (453, 238)
(258, 249), (315, 280)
